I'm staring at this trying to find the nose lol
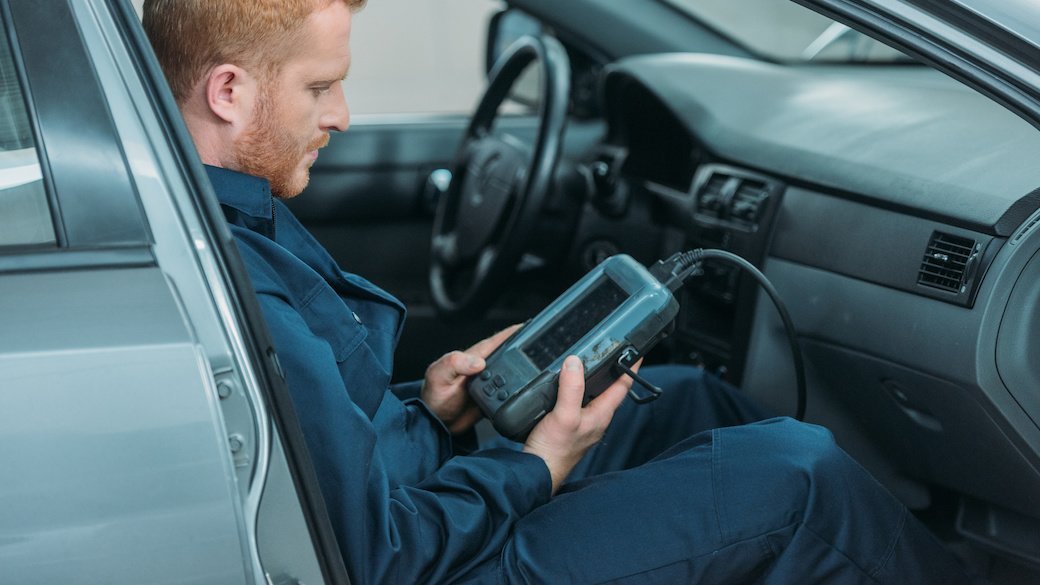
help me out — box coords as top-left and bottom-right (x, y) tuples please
(321, 82), (350, 132)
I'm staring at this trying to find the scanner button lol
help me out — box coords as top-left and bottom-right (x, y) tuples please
(496, 390), (509, 401)
(479, 370), (492, 381)
(492, 375), (506, 388)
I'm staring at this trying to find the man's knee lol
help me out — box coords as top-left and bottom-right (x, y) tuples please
(763, 418), (842, 466)
(716, 419), (855, 532)
(720, 420), (954, 581)
(738, 418), (850, 488)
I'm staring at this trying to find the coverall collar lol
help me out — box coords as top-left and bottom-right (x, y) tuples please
(204, 164), (274, 220)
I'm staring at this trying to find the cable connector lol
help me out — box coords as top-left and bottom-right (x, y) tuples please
(648, 249), (705, 292)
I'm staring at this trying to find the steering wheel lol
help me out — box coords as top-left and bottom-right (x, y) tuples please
(430, 35), (570, 319)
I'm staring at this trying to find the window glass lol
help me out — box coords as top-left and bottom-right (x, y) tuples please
(0, 23), (53, 247)
(663, 0), (909, 63)
(345, 0), (504, 115)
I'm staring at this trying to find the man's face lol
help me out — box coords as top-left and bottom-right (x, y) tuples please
(234, 2), (352, 198)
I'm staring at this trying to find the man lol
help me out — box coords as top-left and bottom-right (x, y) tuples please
(143, 1), (976, 583)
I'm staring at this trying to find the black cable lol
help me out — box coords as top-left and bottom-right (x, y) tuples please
(651, 249), (807, 421)
(649, 249), (704, 292)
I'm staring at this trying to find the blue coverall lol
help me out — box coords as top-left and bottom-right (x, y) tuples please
(207, 165), (976, 584)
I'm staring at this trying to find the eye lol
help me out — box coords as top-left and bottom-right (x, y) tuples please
(311, 85), (333, 97)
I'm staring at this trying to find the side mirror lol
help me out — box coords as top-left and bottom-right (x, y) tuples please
(486, 9), (544, 109)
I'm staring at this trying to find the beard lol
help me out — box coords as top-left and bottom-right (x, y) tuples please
(233, 87), (330, 198)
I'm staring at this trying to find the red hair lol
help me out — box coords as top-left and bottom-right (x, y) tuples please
(143, 0), (364, 104)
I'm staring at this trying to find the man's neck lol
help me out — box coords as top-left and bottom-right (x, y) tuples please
(183, 108), (237, 170)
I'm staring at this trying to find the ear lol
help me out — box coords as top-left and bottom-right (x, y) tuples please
(203, 64), (257, 133)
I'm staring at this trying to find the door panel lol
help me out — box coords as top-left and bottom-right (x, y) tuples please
(0, 268), (255, 585)
(299, 116), (472, 223)
(293, 116), (475, 297)
(0, 0), (347, 581)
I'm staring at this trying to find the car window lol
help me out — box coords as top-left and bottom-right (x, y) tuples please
(345, 0), (504, 115)
(0, 24), (53, 247)
(663, 0), (909, 63)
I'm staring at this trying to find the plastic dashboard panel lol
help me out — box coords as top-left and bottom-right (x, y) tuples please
(771, 186), (996, 306)
(597, 51), (1040, 523)
(742, 254), (1040, 519)
(603, 53), (1040, 236)
(995, 218), (1040, 431)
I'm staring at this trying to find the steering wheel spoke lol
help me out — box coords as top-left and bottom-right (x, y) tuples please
(432, 232), (461, 267)
(474, 246), (498, 282)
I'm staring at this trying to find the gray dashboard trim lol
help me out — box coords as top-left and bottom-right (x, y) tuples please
(605, 53), (1040, 235)
(771, 186), (994, 304)
(995, 247), (1040, 430)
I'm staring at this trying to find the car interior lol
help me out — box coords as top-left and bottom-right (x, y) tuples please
(2, 0), (1038, 582)
(286, 0), (1040, 582)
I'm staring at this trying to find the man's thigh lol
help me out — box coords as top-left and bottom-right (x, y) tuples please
(567, 365), (771, 480)
(499, 419), (797, 584)
(475, 365), (770, 479)
(497, 418), (965, 585)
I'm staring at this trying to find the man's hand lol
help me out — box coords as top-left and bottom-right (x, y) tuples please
(421, 325), (521, 434)
(523, 355), (637, 495)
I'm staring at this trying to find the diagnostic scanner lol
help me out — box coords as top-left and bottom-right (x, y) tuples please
(467, 254), (679, 441)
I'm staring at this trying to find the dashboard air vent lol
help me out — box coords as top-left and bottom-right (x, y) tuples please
(917, 232), (977, 293)
(690, 165), (780, 231)
(1012, 213), (1040, 244)
(699, 174), (729, 217)
(731, 180), (769, 223)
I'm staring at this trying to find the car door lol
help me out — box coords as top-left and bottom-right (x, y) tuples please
(0, 1), (347, 583)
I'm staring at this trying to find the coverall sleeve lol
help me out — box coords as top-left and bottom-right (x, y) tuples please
(254, 290), (552, 584)
(390, 379), (423, 401)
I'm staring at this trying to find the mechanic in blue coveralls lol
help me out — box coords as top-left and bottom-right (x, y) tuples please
(143, 1), (975, 583)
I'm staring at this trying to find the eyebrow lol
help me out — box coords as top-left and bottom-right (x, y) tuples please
(311, 70), (349, 86)
(311, 78), (342, 87)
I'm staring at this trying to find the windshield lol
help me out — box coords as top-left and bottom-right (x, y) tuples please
(663, 0), (911, 63)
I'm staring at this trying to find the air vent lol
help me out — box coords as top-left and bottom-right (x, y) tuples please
(731, 180), (769, 223)
(1012, 213), (1040, 244)
(691, 165), (779, 230)
(917, 232), (978, 293)
(698, 174), (729, 217)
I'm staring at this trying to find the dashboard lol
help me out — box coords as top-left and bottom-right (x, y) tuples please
(574, 52), (1040, 532)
